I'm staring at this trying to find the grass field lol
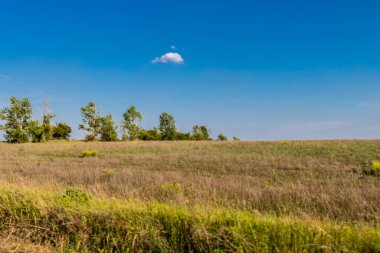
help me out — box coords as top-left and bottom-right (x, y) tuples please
(0, 140), (380, 252)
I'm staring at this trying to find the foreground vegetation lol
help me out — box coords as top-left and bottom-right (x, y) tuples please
(0, 140), (380, 251)
(1, 187), (379, 252)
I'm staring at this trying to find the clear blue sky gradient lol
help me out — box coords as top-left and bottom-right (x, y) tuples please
(0, 0), (380, 140)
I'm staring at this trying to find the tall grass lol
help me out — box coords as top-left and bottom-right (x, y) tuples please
(0, 187), (379, 252)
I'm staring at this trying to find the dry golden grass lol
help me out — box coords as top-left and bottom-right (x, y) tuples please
(0, 140), (379, 224)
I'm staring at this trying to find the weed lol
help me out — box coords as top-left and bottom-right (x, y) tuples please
(80, 149), (97, 158)
(157, 182), (183, 197)
(363, 161), (380, 176)
(100, 168), (116, 181)
(59, 187), (90, 205)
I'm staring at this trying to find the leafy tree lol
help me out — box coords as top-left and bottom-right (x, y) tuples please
(99, 114), (118, 141)
(42, 113), (55, 141)
(139, 127), (161, 141)
(0, 96), (33, 143)
(159, 112), (176, 140)
(200, 126), (211, 140)
(217, 134), (228, 141)
(121, 125), (128, 141)
(79, 102), (101, 141)
(53, 123), (72, 139)
(232, 136), (240, 141)
(28, 102), (56, 143)
(122, 106), (142, 141)
(41, 102), (55, 141)
(28, 120), (46, 143)
(192, 125), (210, 140)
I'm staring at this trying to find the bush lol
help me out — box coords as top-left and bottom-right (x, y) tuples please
(176, 132), (194, 141)
(28, 120), (46, 143)
(364, 161), (380, 176)
(217, 134), (228, 141)
(80, 149), (97, 158)
(52, 122), (71, 140)
(139, 128), (161, 141)
(59, 187), (90, 205)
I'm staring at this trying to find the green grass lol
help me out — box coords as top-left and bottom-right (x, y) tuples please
(0, 187), (379, 252)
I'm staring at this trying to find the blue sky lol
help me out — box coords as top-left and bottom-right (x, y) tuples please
(1, 0), (380, 140)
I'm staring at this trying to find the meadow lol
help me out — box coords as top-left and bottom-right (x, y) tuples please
(0, 140), (379, 252)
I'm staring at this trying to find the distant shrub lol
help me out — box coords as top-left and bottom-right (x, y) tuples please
(232, 136), (240, 141)
(364, 161), (380, 176)
(100, 168), (116, 181)
(59, 187), (90, 205)
(217, 134), (228, 141)
(138, 128), (161, 141)
(176, 132), (194, 141)
(192, 125), (210, 140)
(80, 149), (97, 158)
(52, 122), (72, 140)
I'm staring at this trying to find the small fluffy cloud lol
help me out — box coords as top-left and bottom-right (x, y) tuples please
(151, 52), (184, 64)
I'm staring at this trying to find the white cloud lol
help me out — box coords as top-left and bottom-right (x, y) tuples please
(170, 45), (176, 50)
(151, 52), (184, 64)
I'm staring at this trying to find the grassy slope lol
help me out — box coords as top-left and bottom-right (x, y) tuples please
(0, 140), (380, 252)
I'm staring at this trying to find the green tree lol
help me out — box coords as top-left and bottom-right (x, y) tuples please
(99, 114), (118, 141)
(0, 96), (33, 143)
(53, 123), (72, 140)
(79, 102), (101, 141)
(138, 127), (161, 141)
(41, 102), (55, 141)
(28, 103), (56, 143)
(159, 112), (176, 140)
(122, 106), (142, 141)
(217, 134), (228, 141)
(28, 120), (45, 143)
(232, 136), (240, 141)
(176, 131), (193, 140)
(192, 125), (210, 140)
(200, 126), (210, 140)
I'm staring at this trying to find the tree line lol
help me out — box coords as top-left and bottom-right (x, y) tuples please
(0, 96), (236, 143)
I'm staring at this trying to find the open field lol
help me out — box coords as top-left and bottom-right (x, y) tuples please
(0, 140), (380, 252)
